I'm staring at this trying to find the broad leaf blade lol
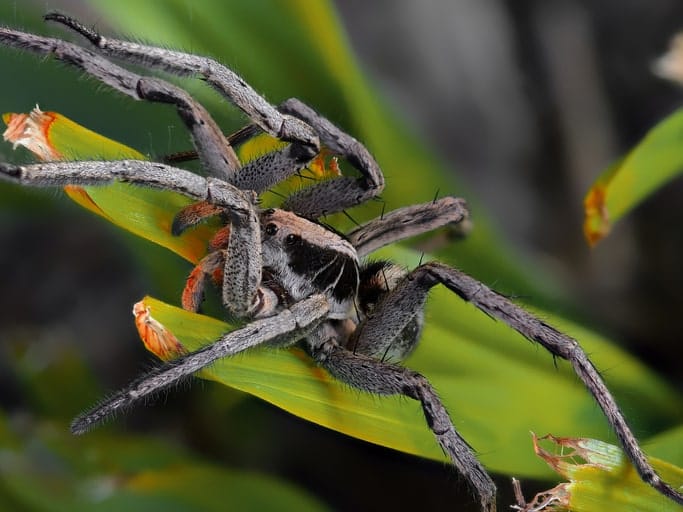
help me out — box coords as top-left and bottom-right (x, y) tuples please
(137, 254), (683, 480)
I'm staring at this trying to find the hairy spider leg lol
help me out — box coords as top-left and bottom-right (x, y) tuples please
(360, 260), (683, 505)
(43, 14), (387, 219)
(181, 223), (236, 312)
(182, 250), (226, 312)
(43, 12), (320, 154)
(347, 196), (470, 257)
(276, 98), (385, 217)
(71, 294), (330, 435)
(305, 333), (496, 512)
(0, 27), (319, 192)
(172, 201), (225, 236)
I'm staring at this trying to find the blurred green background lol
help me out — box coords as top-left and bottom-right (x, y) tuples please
(1, 1), (682, 510)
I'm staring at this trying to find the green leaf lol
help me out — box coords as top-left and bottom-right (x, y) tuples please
(641, 425), (683, 464)
(12, 108), (681, 478)
(136, 238), (683, 480)
(584, 108), (683, 245)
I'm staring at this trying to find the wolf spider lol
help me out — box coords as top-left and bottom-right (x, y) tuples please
(1, 13), (681, 512)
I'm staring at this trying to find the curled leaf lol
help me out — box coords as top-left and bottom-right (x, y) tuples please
(3, 105), (145, 161)
(516, 434), (683, 511)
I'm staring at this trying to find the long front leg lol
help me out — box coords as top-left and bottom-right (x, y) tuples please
(73, 294), (330, 434)
(365, 260), (683, 505)
(306, 337), (496, 512)
(0, 160), (210, 197)
(43, 12), (320, 158)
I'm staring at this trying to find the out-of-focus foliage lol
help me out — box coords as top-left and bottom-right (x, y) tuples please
(0, 339), (329, 512)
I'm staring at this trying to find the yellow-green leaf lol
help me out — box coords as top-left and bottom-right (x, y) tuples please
(2, 107), (216, 263)
(584, 108), (683, 245)
(135, 254), (683, 480)
(137, 295), (448, 463)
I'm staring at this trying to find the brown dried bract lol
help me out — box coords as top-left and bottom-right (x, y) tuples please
(133, 300), (188, 360)
(2, 106), (61, 160)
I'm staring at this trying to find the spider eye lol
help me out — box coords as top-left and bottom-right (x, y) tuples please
(265, 223), (278, 236)
(264, 208), (275, 216)
(285, 234), (300, 245)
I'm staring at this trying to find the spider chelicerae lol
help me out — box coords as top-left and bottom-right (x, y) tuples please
(1, 13), (681, 512)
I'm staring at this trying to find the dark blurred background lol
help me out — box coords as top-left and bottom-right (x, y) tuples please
(1, 1), (682, 511)
(336, 0), (683, 378)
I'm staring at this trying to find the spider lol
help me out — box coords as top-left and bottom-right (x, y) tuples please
(1, 13), (681, 512)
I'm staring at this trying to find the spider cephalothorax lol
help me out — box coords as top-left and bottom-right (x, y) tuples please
(1, 13), (682, 512)
(180, 203), (420, 359)
(259, 208), (360, 317)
